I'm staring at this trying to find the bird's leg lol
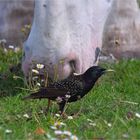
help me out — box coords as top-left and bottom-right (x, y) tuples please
(44, 99), (51, 114)
(58, 102), (67, 118)
(71, 106), (82, 118)
(58, 102), (66, 114)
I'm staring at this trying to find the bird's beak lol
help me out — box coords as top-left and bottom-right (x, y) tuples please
(105, 69), (115, 72)
(73, 72), (81, 76)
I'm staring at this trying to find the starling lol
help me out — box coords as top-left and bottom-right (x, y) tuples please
(23, 66), (112, 114)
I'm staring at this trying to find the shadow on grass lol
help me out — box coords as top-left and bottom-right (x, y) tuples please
(0, 63), (24, 98)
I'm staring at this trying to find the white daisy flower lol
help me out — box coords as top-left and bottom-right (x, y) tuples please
(32, 69), (39, 74)
(0, 39), (7, 44)
(46, 133), (51, 139)
(122, 133), (129, 138)
(65, 94), (71, 99)
(71, 135), (78, 140)
(55, 114), (60, 117)
(8, 45), (14, 49)
(36, 64), (44, 69)
(23, 114), (30, 119)
(63, 131), (72, 136)
(56, 97), (63, 103)
(87, 119), (93, 122)
(14, 47), (20, 53)
(89, 122), (96, 126)
(36, 82), (41, 86)
(5, 129), (12, 134)
(50, 126), (57, 130)
(54, 122), (66, 127)
(135, 113), (140, 118)
(54, 130), (63, 135)
(67, 116), (73, 120)
(107, 123), (112, 127)
(32, 76), (38, 80)
(4, 48), (8, 53)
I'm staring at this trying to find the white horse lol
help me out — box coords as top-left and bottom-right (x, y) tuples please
(22, 0), (113, 79)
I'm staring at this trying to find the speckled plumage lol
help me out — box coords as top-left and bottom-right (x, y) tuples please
(49, 75), (84, 100)
(23, 66), (106, 114)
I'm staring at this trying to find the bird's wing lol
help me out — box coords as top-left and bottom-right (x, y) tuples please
(22, 87), (68, 100)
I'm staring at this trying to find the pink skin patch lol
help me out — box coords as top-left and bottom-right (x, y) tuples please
(22, 39), (101, 79)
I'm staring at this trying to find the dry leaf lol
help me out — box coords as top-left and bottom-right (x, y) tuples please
(34, 127), (46, 135)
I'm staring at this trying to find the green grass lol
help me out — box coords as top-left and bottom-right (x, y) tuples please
(0, 48), (140, 140)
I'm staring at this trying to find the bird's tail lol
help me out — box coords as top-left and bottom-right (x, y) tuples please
(22, 88), (50, 100)
(22, 87), (68, 100)
(22, 91), (43, 100)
